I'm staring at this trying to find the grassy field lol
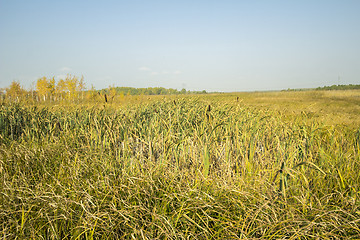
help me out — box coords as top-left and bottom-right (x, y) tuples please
(1, 90), (360, 239)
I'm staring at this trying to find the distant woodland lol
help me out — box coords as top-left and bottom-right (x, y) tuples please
(1, 74), (358, 103)
(0, 75), (206, 103)
(284, 84), (360, 92)
(315, 84), (360, 91)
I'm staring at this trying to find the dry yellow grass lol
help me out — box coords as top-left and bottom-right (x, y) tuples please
(1, 90), (359, 238)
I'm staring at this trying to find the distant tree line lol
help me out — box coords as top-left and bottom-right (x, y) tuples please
(315, 84), (360, 91)
(100, 87), (207, 96)
(283, 84), (360, 92)
(0, 75), (207, 103)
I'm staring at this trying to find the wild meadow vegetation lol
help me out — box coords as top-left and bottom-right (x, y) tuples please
(0, 89), (360, 239)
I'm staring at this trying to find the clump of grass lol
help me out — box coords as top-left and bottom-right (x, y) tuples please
(0, 95), (359, 238)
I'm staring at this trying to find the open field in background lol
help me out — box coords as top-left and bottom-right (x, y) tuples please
(24, 89), (360, 127)
(0, 90), (360, 239)
(236, 90), (360, 127)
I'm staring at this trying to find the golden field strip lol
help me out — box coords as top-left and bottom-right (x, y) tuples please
(0, 90), (359, 239)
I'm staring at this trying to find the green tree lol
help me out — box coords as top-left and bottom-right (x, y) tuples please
(48, 77), (56, 101)
(180, 88), (187, 94)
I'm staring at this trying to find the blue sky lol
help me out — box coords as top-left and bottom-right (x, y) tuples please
(1, 0), (359, 92)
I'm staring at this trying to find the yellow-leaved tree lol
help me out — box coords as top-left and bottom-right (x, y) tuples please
(77, 75), (86, 100)
(86, 84), (98, 101)
(65, 74), (78, 101)
(35, 74), (86, 102)
(6, 81), (26, 102)
(56, 79), (67, 101)
(108, 85), (117, 103)
(36, 77), (55, 101)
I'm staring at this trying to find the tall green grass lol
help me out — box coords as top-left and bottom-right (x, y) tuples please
(0, 96), (359, 239)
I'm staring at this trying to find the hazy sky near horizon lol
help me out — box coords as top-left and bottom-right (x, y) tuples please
(1, 1), (359, 92)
